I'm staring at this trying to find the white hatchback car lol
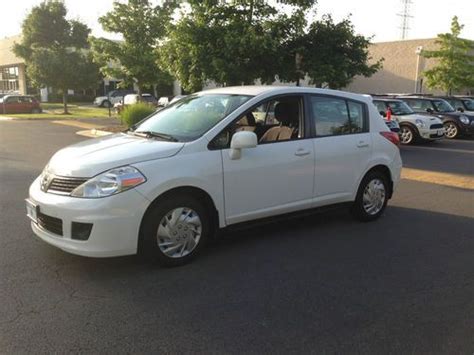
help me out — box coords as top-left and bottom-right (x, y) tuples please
(27, 86), (402, 266)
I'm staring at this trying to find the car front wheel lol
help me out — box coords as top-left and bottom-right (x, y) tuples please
(352, 171), (389, 222)
(140, 194), (210, 266)
(399, 125), (417, 145)
(443, 121), (459, 139)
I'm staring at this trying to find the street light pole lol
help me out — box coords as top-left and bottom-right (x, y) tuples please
(414, 46), (423, 93)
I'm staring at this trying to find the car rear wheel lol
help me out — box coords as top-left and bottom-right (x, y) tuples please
(399, 125), (416, 145)
(443, 121), (459, 139)
(351, 171), (389, 222)
(140, 194), (210, 266)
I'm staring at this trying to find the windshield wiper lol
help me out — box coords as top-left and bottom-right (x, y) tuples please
(131, 130), (178, 142)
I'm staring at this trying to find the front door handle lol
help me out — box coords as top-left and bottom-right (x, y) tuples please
(295, 148), (311, 156)
(357, 141), (369, 148)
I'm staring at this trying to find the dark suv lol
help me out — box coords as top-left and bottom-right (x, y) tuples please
(396, 96), (474, 139)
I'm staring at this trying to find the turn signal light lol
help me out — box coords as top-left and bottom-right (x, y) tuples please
(380, 131), (400, 147)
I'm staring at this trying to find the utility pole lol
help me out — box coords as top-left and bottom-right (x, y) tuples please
(397, 0), (413, 40)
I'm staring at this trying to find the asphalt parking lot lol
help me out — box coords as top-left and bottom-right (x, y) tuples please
(1, 120), (473, 353)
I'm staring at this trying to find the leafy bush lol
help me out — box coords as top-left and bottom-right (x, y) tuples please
(120, 103), (156, 127)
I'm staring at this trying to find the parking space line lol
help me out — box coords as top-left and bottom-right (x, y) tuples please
(402, 168), (474, 190)
(52, 120), (101, 130)
(402, 146), (474, 155)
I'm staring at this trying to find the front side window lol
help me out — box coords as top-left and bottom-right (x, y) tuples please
(210, 95), (303, 149)
(310, 96), (367, 136)
(432, 99), (454, 113)
(134, 94), (252, 142)
(404, 99), (433, 112)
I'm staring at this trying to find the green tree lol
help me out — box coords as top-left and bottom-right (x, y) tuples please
(159, 0), (312, 92)
(422, 16), (474, 94)
(91, 0), (174, 95)
(13, 1), (99, 114)
(281, 15), (382, 89)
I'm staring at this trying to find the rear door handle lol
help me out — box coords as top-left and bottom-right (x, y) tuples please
(357, 141), (369, 148)
(295, 148), (311, 156)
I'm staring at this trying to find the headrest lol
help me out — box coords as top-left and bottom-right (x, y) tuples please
(274, 101), (299, 126)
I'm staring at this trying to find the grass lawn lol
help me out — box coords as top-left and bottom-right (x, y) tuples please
(0, 102), (119, 120)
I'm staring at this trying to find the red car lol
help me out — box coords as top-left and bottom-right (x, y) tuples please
(0, 95), (42, 114)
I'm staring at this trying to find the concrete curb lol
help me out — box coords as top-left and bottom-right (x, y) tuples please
(76, 129), (114, 138)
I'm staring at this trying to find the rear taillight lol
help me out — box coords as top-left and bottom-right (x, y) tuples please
(380, 131), (400, 147)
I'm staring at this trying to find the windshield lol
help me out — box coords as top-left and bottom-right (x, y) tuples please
(133, 94), (252, 142)
(433, 99), (455, 112)
(386, 101), (414, 115)
(463, 99), (474, 111)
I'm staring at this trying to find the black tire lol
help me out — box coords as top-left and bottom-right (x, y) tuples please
(351, 171), (389, 222)
(443, 121), (459, 139)
(140, 194), (210, 267)
(101, 100), (112, 108)
(399, 124), (417, 145)
(31, 108), (42, 114)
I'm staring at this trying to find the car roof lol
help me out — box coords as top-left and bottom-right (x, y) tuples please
(372, 98), (403, 102)
(198, 85), (372, 102)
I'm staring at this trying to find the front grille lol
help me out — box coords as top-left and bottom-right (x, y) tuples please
(37, 211), (63, 236)
(430, 123), (443, 129)
(48, 177), (87, 194)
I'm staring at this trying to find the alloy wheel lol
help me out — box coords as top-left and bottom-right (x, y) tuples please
(399, 126), (414, 144)
(444, 122), (458, 139)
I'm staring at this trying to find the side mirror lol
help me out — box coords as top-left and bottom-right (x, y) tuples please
(457, 107), (464, 112)
(229, 131), (258, 160)
(426, 108), (434, 114)
(379, 110), (386, 117)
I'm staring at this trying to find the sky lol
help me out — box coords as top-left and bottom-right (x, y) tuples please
(1, 0), (473, 42)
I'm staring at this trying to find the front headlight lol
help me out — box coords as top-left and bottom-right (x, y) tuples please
(460, 115), (470, 124)
(71, 166), (146, 198)
(415, 119), (425, 128)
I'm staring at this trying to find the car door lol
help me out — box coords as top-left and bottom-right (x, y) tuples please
(220, 95), (315, 225)
(3, 96), (21, 114)
(308, 95), (372, 205)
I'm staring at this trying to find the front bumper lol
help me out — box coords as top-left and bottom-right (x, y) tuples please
(27, 177), (151, 257)
(418, 126), (445, 140)
(459, 121), (474, 135)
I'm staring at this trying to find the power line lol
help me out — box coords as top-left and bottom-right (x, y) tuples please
(397, 0), (414, 40)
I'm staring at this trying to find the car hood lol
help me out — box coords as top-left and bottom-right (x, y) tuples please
(47, 133), (185, 177)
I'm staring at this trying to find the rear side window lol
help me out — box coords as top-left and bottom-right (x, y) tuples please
(309, 96), (368, 137)
(373, 101), (387, 113)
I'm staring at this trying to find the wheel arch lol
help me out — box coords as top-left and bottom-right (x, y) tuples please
(360, 164), (394, 199)
(137, 186), (220, 253)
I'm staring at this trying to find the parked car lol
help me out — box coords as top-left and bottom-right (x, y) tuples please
(26, 86), (402, 266)
(373, 98), (444, 144)
(93, 89), (135, 108)
(397, 96), (474, 139)
(437, 96), (474, 113)
(0, 95), (42, 114)
(113, 93), (158, 114)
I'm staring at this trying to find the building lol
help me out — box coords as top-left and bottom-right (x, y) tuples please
(345, 38), (472, 95)
(0, 35), (26, 94)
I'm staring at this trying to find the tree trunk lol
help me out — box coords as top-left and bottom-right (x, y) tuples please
(62, 90), (69, 114)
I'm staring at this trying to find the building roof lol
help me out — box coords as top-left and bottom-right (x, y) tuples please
(0, 35), (24, 67)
